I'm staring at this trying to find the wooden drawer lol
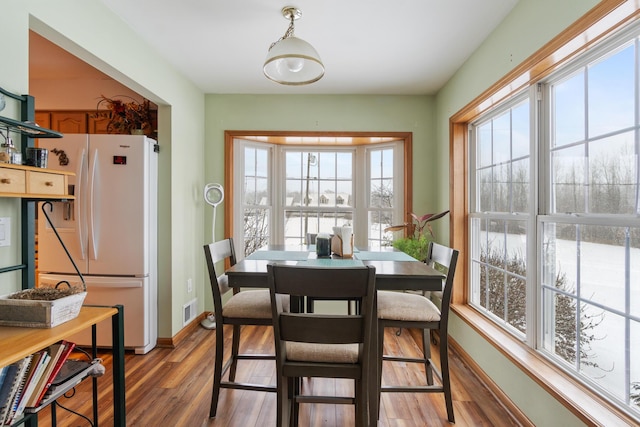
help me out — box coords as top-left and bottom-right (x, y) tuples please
(0, 167), (26, 193)
(27, 171), (66, 195)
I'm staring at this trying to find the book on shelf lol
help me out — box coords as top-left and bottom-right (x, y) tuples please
(10, 350), (50, 422)
(25, 342), (65, 409)
(0, 355), (32, 426)
(0, 364), (21, 424)
(31, 340), (76, 408)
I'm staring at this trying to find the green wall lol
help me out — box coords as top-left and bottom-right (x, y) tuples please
(204, 93), (439, 241)
(435, 0), (600, 425)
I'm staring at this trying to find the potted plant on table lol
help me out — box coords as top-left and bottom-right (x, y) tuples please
(385, 210), (450, 261)
(97, 95), (153, 136)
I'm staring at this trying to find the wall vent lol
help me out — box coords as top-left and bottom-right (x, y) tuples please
(183, 298), (197, 326)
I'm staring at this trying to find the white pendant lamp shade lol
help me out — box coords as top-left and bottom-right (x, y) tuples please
(263, 7), (324, 86)
(264, 37), (324, 85)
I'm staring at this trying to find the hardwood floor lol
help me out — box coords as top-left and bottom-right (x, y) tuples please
(36, 324), (522, 426)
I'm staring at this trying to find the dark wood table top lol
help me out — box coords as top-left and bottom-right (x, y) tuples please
(226, 245), (445, 291)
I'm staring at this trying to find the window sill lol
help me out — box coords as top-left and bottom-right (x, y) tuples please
(451, 304), (638, 427)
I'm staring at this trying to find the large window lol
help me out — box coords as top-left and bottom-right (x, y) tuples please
(470, 97), (531, 336)
(468, 24), (640, 417)
(232, 137), (405, 256)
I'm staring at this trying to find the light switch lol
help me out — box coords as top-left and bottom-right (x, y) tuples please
(0, 217), (10, 247)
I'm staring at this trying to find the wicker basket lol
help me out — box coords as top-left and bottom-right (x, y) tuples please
(0, 291), (86, 328)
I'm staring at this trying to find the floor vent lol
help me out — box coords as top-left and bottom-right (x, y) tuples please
(183, 298), (197, 326)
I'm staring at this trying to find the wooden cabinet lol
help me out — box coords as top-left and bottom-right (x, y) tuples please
(37, 109), (157, 137)
(50, 112), (87, 133)
(0, 164), (73, 199)
(88, 111), (111, 134)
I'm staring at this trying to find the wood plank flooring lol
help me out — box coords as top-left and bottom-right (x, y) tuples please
(36, 325), (522, 426)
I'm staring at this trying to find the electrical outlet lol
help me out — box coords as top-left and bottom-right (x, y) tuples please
(187, 278), (193, 293)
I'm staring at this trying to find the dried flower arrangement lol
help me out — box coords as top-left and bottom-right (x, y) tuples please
(7, 286), (84, 301)
(97, 95), (153, 136)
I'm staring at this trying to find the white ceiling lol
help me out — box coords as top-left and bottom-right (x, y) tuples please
(34, 0), (521, 95)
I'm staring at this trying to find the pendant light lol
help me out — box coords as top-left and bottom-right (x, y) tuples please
(263, 7), (324, 85)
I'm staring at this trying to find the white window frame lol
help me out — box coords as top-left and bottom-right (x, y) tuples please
(233, 138), (405, 253)
(467, 20), (640, 419)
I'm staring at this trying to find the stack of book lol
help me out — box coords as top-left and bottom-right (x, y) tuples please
(0, 340), (76, 425)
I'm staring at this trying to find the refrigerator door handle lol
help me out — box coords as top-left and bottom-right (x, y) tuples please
(77, 147), (87, 259)
(89, 147), (99, 260)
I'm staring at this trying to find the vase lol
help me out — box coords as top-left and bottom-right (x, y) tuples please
(130, 129), (144, 135)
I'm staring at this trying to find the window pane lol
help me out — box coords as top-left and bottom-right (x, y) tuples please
(542, 289), (578, 365)
(579, 224), (636, 313)
(336, 152), (352, 179)
(588, 44), (635, 138)
(581, 306), (625, 402)
(472, 217), (527, 333)
(282, 150), (356, 243)
(370, 150), (381, 179)
(588, 132), (637, 215)
(512, 101), (530, 159)
(553, 71), (585, 147)
(477, 121), (493, 168)
(370, 179), (393, 208)
(512, 158), (529, 212)
(493, 112), (511, 164)
(542, 222), (578, 297)
(319, 152), (336, 179)
(382, 148), (394, 177)
(285, 151), (302, 179)
(552, 144), (586, 213)
(493, 163), (510, 212)
(478, 167), (492, 212)
(244, 208), (269, 256)
(542, 221), (640, 409)
(368, 210), (394, 248)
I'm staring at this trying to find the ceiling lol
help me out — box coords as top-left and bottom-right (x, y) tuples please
(33, 0), (520, 96)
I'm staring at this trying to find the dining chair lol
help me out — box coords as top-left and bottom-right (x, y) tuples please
(304, 232), (358, 315)
(376, 241), (459, 423)
(204, 238), (284, 418)
(267, 263), (376, 427)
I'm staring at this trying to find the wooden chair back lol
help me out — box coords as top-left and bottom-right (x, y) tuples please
(267, 264), (376, 426)
(426, 242), (458, 328)
(203, 238), (237, 318)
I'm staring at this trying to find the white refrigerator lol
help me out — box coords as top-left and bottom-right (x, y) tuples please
(37, 134), (158, 354)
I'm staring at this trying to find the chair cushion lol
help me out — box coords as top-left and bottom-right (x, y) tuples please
(285, 342), (360, 364)
(223, 289), (290, 319)
(223, 289), (271, 318)
(377, 290), (441, 322)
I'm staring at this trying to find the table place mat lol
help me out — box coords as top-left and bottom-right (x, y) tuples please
(246, 250), (311, 261)
(355, 251), (418, 261)
(297, 259), (364, 268)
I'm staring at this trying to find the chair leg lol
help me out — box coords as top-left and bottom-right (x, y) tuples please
(422, 329), (434, 385)
(354, 378), (365, 427)
(440, 333), (455, 423)
(229, 324), (241, 381)
(377, 323), (385, 420)
(209, 323), (225, 418)
(276, 374), (291, 427)
(291, 377), (299, 427)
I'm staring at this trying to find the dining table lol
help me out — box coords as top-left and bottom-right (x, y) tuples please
(224, 244), (446, 425)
